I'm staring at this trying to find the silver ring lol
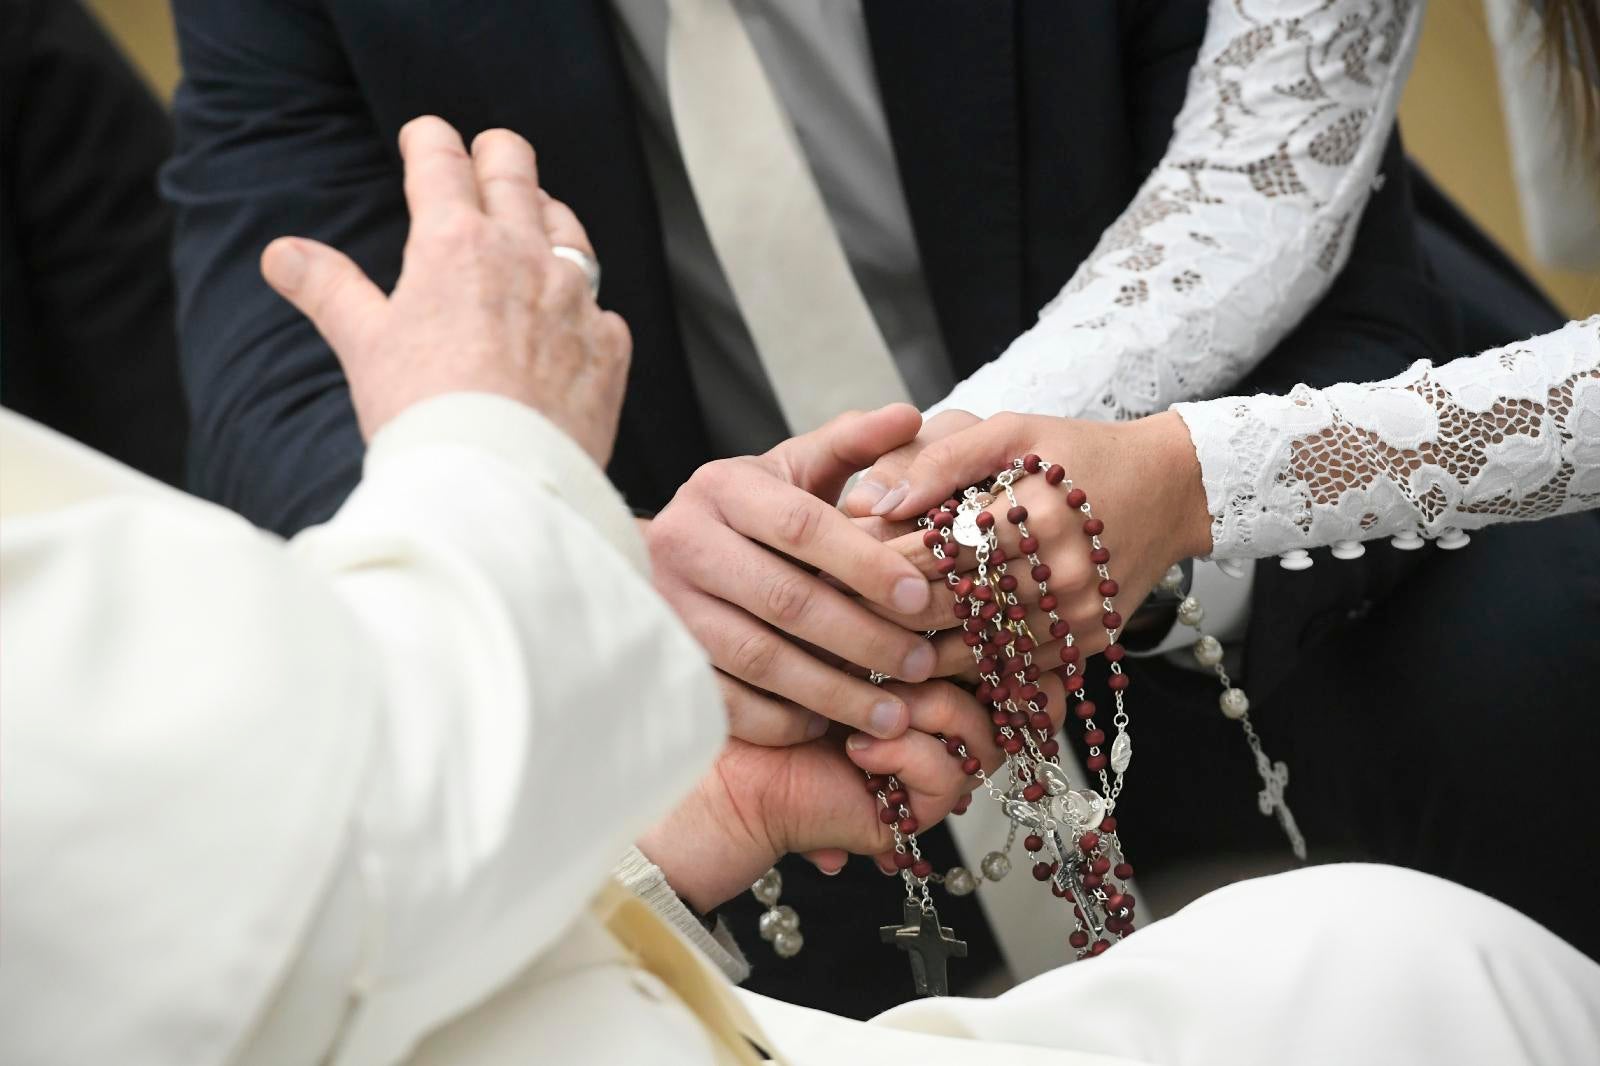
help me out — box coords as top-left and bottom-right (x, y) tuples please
(551, 245), (601, 299)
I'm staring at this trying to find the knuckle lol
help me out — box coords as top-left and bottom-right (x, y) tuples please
(431, 204), (486, 247)
(727, 630), (782, 684)
(761, 571), (816, 626)
(776, 497), (823, 549)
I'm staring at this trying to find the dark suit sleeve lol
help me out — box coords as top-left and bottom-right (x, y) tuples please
(163, 0), (403, 534)
(0, 0), (187, 484)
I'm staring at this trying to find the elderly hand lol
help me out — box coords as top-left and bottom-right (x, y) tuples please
(260, 117), (630, 463)
(638, 673), (1066, 912)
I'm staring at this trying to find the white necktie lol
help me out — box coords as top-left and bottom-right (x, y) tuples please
(666, 0), (912, 435)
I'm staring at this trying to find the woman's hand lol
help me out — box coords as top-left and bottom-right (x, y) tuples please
(637, 674), (1063, 913)
(260, 116), (631, 463)
(862, 411), (1214, 663)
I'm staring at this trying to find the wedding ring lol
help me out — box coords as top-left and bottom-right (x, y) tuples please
(550, 245), (601, 299)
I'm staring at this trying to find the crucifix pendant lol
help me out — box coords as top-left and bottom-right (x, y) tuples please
(1051, 840), (1107, 938)
(880, 898), (967, 997)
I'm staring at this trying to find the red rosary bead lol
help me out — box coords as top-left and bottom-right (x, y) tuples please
(1083, 728), (1105, 746)
(1031, 563), (1051, 582)
(936, 557), (957, 575)
(1024, 664), (1042, 682)
(1007, 505), (1028, 524)
(1073, 699), (1096, 721)
(1020, 535), (1040, 554)
(865, 775), (889, 793)
(1090, 855), (1110, 875)
(933, 511), (953, 528)
(912, 860), (934, 878)
(998, 574), (1018, 592)
(1002, 737), (1024, 755)
(1023, 454), (1042, 473)
(922, 529), (943, 548)
(1090, 547), (1110, 564)
(878, 807), (899, 825)
(1083, 517), (1104, 536)
(1086, 753), (1108, 771)
(1025, 834), (1044, 852)
(1063, 673), (1085, 693)
(1059, 645), (1080, 665)
(1114, 862), (1134, 880)
(1100, 815), (1118, 833)
(953, 793), (972, 815)
(955, 576), (974, 597)
(1023, 782), (1046, 802)
(1038, 593), (1058, 610)
(1045, 465), (1065, 485)
(1082, 872), (1103, 889)
(1098, 579), (1119, 597)
(886, 788), (907, 806)
(1065, 488), (1087, 508)
(1029, 711), (1052, 732)
(1090, 939), (1110, 956)
(973, 585), (994, 602)
(943, 735), (965, 755)
(990, 547), (1007, 564)
(1107, 673), (1130, 692)
(961, 756), (982, 775)
(1103, 643), (1125, 663)
(898, 816), (919, 834)
(975, 511), (995, 530)
(1049, 620), (1071, 639)
(1032, 862), (1053, 882)
(1006, 604), (1027, 621)
(893, 852), (914, 870)
(1068, 930), (1089, 949)
(1102, 611), (1123, 630)
(1040, 739), (1060, 757)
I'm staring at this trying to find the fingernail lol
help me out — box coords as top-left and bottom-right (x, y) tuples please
(869, 700), (905, 737)
(819, 863), (843, 876)
(265, 240), (306, 293)
(804, 714), (829, 740)
(870, 480), (912, 517)
(847, 731), (875, 752)
(891, 575), (930, 615)
(901, 641), (937, 682)
(846, 479), (888, 514)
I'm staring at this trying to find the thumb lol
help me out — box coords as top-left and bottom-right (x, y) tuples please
(260, 237), (388, 363)
(885, 414), (1032, 521)
(768, 402), (922, 500)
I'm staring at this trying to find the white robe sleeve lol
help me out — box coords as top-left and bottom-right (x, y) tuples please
(0, 396), (726, 1066)
(1173, 316), (1600, 558)
(928, 0), (1423, 422)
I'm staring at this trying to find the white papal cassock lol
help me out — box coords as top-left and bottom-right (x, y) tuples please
(2, 400), (1597, 1066)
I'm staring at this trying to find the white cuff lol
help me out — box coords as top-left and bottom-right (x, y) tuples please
(612, 848), (751, 985)
(364, 393), (647, 574)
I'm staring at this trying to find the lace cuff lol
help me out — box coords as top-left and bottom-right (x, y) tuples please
(1175, 317), (1600, 559)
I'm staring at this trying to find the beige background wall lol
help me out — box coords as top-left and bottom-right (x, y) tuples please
(89, 0), (1597, 318)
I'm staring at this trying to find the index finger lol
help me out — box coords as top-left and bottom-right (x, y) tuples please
(399, 116), (481, 221)
(716, 475), (932, 617)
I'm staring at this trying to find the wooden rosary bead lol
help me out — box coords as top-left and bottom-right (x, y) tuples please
(975, 511), (995, 530)
(1114, 862), (1134, 880)
(878, 807), (899, 824)
(1023, 454), (1042, 472)
(961, 756), (982, 775)
(1066, 488), (1087, 508)
(898, 816), (919, 834)
(1073, 699), (1096, 721)
(1079, 831), (1101, 853)
(1032, 862), (1053, 882)
(886, 788), (907, 806)
(943, 735), (965, 755)
(1098, 579), (1119, 597)
(1038, 593), (1058, 610)
(1083, 517), (1105, 536)
(893, 851), (915, 869)
(1007, 505), (1028, 524)
(1059, 645), (1080, 665)
(865, 775), (889, 793)
(912, 860), (934, 878)
(1103, 643), (1125, 663)
(1083, 728), (1106, 746)
(1045, 465), (1065, 485)
(1020, 535), (1040, 554)
(1107, 673), (1130, 691)
(1068, 930), (1089, 949)
(1023, 782), (1046, 802)
(1025, 834), (1044, 852)
(1102, 611), (1123, 630)
(1090, 547), (1110, 564)
(1031, 563), (1052, 582)
(1099, 815), (1118, 832)
(1040, 739), (1060, 757)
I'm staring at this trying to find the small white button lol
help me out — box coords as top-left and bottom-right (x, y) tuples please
(1331, 539), (1365, 560)
(1278, 549), (1312, 571)
(1437, 528), (1471, 550)
(1391, 531), (1425, 551)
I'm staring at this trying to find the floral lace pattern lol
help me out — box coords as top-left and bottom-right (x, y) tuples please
(1175, 318), (1600, 558)
(927, 0), (1423, 423)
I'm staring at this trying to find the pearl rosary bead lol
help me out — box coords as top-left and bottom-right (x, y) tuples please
(944, 866), (977, 896)
(1192, 634), (1224, 666)
(1159, 564), (1186, 592)
(752, 869), (782, 905)
(980, 851), (1012, 881)
(1176, 595), (1205, 626)
(1219, 687), (1250, 720)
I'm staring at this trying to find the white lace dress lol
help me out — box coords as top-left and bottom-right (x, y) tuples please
(926, 0), (1599, 560)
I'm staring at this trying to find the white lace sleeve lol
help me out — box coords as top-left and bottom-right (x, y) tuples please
(927, 0), (1423, 422)
(1173, 317), (1600, 559)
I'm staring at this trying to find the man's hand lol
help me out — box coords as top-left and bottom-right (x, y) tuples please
(260, 117), (630, 462)
(863, 411), (1214, 661)
(638, 677), (1063, 912)
(645, 406), (942, 746)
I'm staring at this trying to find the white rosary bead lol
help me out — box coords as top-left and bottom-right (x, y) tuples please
(1176, 595), (1205, 627)
(1331, 539), (1366, 560)
(1158, 564), (1186, 593)
(980, 851), (1012, 882)
(1437, 527), (1471, 550)
(1215, 558), (1250, 579)
(1390, 531), (1425, 551)
(1219, 687), (1250, 720)
(1192, 634), (1224, 667)
(772, 930), (805, 958)
(1278, 549), (1312, 571)
(944, 866), (977, 896)
(751, 869), (783, 906)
